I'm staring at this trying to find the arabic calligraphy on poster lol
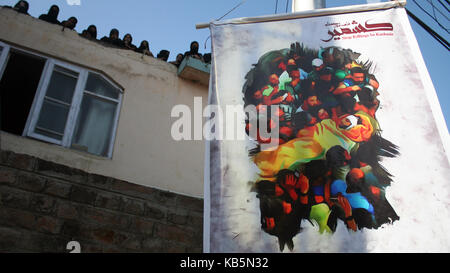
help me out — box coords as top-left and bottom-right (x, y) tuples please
(322, 20), (394, 42)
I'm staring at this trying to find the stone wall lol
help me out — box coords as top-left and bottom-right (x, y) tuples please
(0, 150), (203, 253)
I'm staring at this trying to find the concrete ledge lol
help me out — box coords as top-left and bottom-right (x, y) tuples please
(178, 56), (210, 86)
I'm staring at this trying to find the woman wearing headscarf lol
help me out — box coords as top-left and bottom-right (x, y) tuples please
(61, 16), (78, 30)
(122, 34), (137, 50)
(157, 50), (170, 62)
(4, 1), (29, 15)
(135, 40), (154, 57)
(184, 41), (203, 61)
(169, 53), (184, 67)
(38, 5), (60, 25)
(80, 25), (97, 40)
(87, 25), (97, 39)
(13, 1), (29, 15)
(81, 25), (97, 39)
(100, 28), (124, 48)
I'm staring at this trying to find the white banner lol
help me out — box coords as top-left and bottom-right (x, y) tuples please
(205, 5), (450, 253)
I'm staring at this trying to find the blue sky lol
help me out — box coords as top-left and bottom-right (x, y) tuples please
(1, 0), (449, 130)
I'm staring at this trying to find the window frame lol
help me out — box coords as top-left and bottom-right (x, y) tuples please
(0, 44), (123, 158)
(26, 59), (87, 146)
(0, 46), (50, 137)
(72, 71), (123, 158)
(0, 41), (11, 81)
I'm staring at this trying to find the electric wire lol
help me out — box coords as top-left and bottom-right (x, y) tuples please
(412, 0), (450, 34)
(426, 0), (450, 21)
(216, 0), (248, 21)
(437, 0), (450, 13)
(406, 8), (450, 51)
(204, 0), (249, 49)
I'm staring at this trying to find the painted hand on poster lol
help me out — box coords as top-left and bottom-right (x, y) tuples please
(243, 43), (400, 252)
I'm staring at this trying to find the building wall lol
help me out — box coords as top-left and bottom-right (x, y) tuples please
(0, 149), (203, 252)
(0, 7), (206, 198)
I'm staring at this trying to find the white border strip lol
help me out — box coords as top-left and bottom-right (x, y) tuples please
(397, 8), (450, 161)
(196, 0), (407, 29)
(203, 61), (214, 254)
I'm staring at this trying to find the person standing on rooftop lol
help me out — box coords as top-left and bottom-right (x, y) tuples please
(101, 28), (124, 48)
(122, 33), (137, 51)
(184, 41), (203, 61)
(13, 0), (29, 15)
(38, 4), (60, 25)
(136, 40), (154, 57)
(61, 16), (78, 30)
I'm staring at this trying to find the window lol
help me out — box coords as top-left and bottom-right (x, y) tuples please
(71, 73), (122, 157)
(0, 43), (9, 78)
(32, 64), (80, 142)
(0, 43), (123, 158)
(0, 48), (46, 135)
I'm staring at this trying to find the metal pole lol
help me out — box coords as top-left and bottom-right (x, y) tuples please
(291, 0), (325, 12)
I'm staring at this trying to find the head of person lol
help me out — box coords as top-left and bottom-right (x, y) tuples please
(312, 58), (324, 71)
(350, 67), (366, 84)
(175, 53), (184, 63)
(109, 28), (119, 40)
(87, 25), (97, 39)
(268, 74), (279, 85)
(139, 40), (149, 50)
(48, 4), (59, 18)
(14, 0), (29, 14)
(123, 33), (133, 45)
(346, 168), (365, 193)
(326, 145), (351, 168)
(203, 53), (211, 63)
(305, 95), (320, 108)
(319, 67), (333, 82)
(286, 59), (297, 73)
(190, 41), (199, 54)
(157, 50), (170, 61)
(81, 29), (89, 38)
(65, 16), (78, 29)
(253, 89), (262, 100)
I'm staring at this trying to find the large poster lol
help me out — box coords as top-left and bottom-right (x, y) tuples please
(205, 5), (450, 252)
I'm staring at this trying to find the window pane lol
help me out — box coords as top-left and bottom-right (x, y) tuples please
(46, 66), (78, 104)
(85, 73), (119, 99)
(0, 51), (46, 136)
(35, 127), (63, 140)
(72, 94), (117, 156)
(35, 99), (70, 140)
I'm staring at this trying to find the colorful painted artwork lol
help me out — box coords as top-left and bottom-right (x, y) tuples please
(242, 44), (400, 251)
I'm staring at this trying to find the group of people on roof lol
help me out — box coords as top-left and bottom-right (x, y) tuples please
(3, 1), (212, 67)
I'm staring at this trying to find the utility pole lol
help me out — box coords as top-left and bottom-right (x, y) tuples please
(292, 0), (325, 12)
